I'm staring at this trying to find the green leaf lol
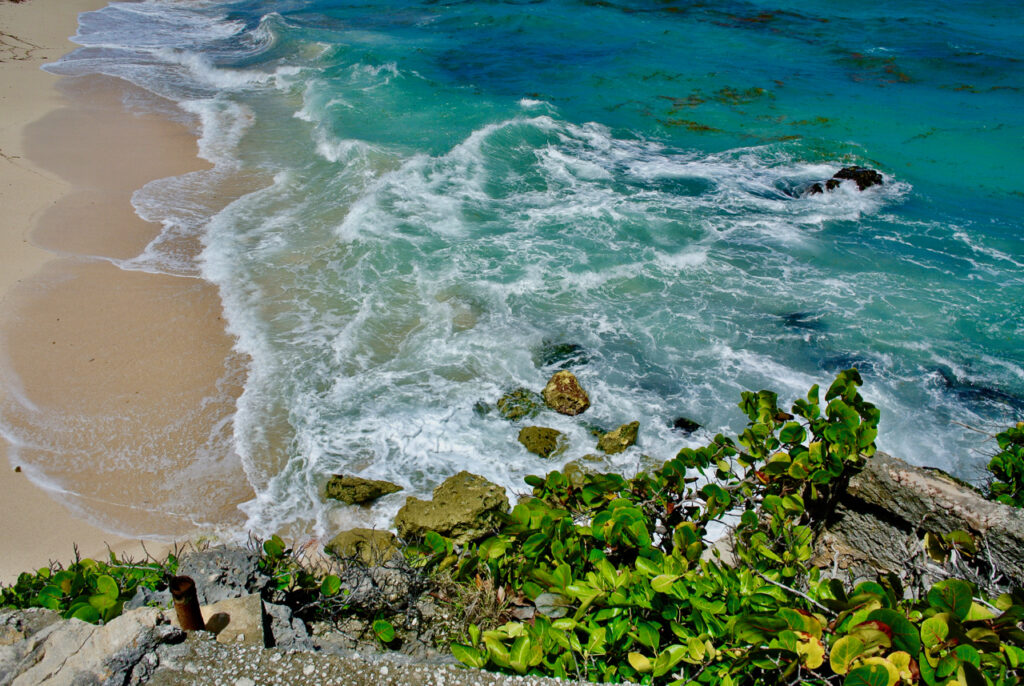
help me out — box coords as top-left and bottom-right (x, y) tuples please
(636, 621), (660, 652)
(263, 535), (285, 559)
(509, 635), (531, 674)
(650, 574), (680, 594)
(927, 579), (973, 620)
(320, 574), (341, 597)
(866, 608), (921, 657)
(829, 635), (865, 675)
(67, 603), (100, 623)
(451, 643), (488, 669)
(920, 615), (948, 650)
(373, 619), (396, 643)
(627, 652), (652, 673)
(88, 593), (117, 612)
(843, 663), (892, 686)
(779, 422), (806, 444)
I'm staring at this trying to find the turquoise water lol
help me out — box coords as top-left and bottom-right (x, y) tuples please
(48, 0), (1023, 536)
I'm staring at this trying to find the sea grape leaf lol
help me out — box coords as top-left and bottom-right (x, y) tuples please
(927, 579), (973, 620)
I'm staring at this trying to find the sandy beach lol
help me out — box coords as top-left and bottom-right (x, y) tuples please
(0, 0), (253, 582)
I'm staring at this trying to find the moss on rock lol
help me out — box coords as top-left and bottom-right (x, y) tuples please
(394, 472), (509, 544)
(325, 528), (401, 566)
(323, 475), (403, 505)
(597, 421), (639, 455)
(517, 426), (567, 458)
(542, 371), (590, 416)
(495, 388), (543, 422)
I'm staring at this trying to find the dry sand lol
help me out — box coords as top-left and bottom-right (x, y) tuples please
(0, 0), (254, 582)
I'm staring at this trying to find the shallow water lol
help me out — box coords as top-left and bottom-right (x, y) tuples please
(34, 0), (1024, 537)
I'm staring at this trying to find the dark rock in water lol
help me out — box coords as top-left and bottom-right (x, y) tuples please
(518, 426), (566, 458)
(542, 370), (591, 416)
(832, 166), (883, 190)
(805, 182), (824, 195)
(672, 417), (701, 434)
(323, 474), (402, 505)
(177, 547), (270, 605)
(325, 528), (401, 566)
(394, 471), (509, 544)
(597, 421), (640, 455)
(535, 341), (590, 370)
(780, 311), (826, 331)
(472, 400), (492, 417)
(496, 387), (543, 421)
(825, 178), (841, 191)
(932, 367), (1024, 411)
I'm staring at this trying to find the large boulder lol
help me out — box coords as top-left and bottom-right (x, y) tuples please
(518, 426), (567, 458)
(323, 475), (402, 505)
(177, 547), (269, 604)
(496, 388), (543, 422)
(813, 452), (1024, 586)
(597, 421), (639, 455)
(325, 528), (401, 566)
(394, 471), (509, 544)
(542, 371), (590, 416)
(1, 607), (183, 686)
(832, 165), (883, 190)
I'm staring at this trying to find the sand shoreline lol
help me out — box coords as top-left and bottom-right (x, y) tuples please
(0, 0), (252, 582)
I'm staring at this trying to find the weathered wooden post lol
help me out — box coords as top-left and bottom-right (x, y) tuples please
(170, 575), (205, 631)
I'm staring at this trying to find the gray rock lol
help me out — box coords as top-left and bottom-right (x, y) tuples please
(335, 558), (420, 615)
(124, 586), (171, 611)
(813, 451), (1024, 587)
(177, 547), (269, 604)
(4, 607), (183, 686)
(0, 608), (60, 646)
(262, 602), (314, 652)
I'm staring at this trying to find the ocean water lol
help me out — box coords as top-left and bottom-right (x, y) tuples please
(44, 0), (1023, 538)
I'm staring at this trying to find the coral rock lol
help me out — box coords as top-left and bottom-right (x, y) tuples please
(542, 371), (590, 416)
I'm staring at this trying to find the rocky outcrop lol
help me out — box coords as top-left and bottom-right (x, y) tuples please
(495, 388), (543, 422)
(518, 426), (566, 458)
(394, 471), (509, 544)
(542, 371), (590, 416)
(813, 452), (1024, 586)
(805, 166), (884, 195)
(0, 606), (184, 686)
(326, 528), (401, 566)
(323, 475), (402, 505)
(672, 417), (701, 434)
(177, 548), (269, 605)
(597, 421), (639, 454)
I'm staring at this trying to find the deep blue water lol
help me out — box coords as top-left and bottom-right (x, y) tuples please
(42, 0), (1024, 536)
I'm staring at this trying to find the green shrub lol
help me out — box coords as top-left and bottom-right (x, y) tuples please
(436, 370), (1024, 685)
(988, 422), (1024, 508)
(0, 551), (174, 624)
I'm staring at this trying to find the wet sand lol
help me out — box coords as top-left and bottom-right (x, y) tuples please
(0, 0), (254, 581)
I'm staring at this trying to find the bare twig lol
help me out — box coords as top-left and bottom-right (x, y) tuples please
(754, 570), (836, 617)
